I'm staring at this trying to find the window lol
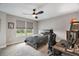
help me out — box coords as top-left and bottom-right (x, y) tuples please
(16, 20), (33, 37)
(26, 22), (33, 36)
(16, 29), (26, 37)
(16, 20), (26, 37)
(26, 29), (33, 36)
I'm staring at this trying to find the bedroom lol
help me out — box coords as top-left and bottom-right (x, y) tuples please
(0, 3), (79, 56)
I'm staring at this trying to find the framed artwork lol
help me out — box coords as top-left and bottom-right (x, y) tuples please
(8, 22), (14, 29)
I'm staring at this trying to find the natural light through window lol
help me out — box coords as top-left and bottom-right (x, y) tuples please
(16, 20), (33, 37)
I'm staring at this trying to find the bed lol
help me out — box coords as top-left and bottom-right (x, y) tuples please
(24, 34), (48, 49)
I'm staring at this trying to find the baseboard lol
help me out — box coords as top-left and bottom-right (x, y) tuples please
(0, 44), (6, 48)
(6, 41), (24, 46)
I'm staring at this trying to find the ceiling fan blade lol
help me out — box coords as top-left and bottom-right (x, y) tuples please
(36, 11), (44, 15)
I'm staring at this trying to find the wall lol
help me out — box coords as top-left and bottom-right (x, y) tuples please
(6, 14), (38, 45)
(38, 11), (79, 41)
(0, 11), (38, 48)
(0, 19), (1, 33)
(0, 11), (7, 48)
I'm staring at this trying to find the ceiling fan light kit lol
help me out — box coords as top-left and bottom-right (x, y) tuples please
(33, 9), (36, 11)
(32, 9), (44, 19)
(35, 16), (38, 19)
(32, 14), (36, 17)
(23, 8), (44, 19)
(32, 12), (35, 15)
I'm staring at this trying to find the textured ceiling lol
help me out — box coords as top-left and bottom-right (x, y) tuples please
(0, 3), (79, 20)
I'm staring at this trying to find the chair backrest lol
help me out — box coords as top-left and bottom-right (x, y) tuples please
(66, 31), (78, 48)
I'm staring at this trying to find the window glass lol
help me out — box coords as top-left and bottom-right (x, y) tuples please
(16, 20), (33, 37)
(26, 29), (33, 36)
(16, 29), (26, 37)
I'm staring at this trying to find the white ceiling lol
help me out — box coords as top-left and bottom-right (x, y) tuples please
(0, 3), (79, 20)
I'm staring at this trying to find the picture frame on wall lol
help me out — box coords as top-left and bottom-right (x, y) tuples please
(8, 22), (14, 29)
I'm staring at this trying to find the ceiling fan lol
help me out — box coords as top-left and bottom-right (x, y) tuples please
(23, 8), (44, 19)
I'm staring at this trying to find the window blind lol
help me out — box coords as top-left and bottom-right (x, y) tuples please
(16, 20), (25, 29)
(26, 22), (33, 29)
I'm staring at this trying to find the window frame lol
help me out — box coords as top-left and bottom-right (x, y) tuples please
(16, 20), (33, 37)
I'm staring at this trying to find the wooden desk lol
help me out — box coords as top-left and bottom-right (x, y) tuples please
(53, 43), (79, 56)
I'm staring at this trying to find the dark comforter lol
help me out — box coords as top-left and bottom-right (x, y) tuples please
(25, 35), (48, 49)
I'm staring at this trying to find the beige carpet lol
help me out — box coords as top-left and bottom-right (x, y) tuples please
(0, 43), (47, 56)
(38, 44), (48, 54)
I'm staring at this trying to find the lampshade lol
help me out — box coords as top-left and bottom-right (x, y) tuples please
(70, 17), (77, 23)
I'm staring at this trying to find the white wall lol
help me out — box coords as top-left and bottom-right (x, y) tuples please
(38, 11), (79, 42)
(6, 14), (16, 45)
(0, 11), (38, 48)
(6, 14), (38, 45)
(0, 19), (1, 33)
(0, 11), (7, 48)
